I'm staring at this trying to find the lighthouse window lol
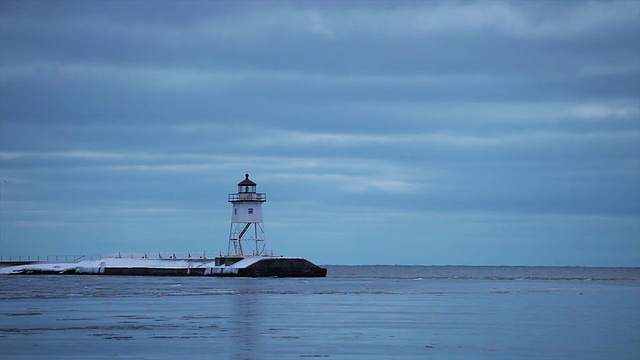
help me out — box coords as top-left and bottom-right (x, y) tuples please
(248, 208), (254, 214)
(234, 209), (237, 215)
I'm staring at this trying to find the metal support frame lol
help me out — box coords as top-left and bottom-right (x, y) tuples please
(228, 222), (266, 256)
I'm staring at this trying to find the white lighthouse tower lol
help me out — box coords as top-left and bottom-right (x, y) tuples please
(227, 174), (267, 257)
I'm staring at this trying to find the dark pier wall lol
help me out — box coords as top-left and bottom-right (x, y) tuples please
(239, 258), (327, 277)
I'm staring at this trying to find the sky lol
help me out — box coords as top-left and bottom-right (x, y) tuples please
(0, 0), (639, 266)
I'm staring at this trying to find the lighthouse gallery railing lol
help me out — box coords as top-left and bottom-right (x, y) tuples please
(228, 193), (266, 202)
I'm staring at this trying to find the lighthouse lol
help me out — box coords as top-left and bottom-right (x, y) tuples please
(227, 174), (267, 256)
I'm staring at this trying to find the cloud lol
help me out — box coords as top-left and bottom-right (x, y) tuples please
(265, 172), (420, 194)
(2, 1), (638, 78)
(0, 0), (638, 265)
(22, 1), (631, 41)
(568, 103), (640, 120)
(252, 126), (640, 152)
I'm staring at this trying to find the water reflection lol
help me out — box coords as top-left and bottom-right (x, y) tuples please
(230, 280), (263, 359)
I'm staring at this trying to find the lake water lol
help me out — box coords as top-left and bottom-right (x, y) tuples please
(1, 266), (639, 359)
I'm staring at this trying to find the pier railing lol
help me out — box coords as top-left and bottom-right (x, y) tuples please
(0, 255), (96, 262)
(102, 251), (213, 260)
(1, 251), (217, 263)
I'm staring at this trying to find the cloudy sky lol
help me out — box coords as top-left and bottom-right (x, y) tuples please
(1, 0), (639, 266)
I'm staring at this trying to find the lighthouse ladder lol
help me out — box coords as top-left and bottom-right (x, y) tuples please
(238, 223), (252, 240)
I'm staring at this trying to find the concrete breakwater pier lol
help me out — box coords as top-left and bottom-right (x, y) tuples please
(0, 256), (327, 277)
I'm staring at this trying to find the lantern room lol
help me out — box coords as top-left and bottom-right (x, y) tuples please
(238, 174), (256, 193)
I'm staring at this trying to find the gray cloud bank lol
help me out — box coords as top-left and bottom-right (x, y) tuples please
(1, 1), (638, 265)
